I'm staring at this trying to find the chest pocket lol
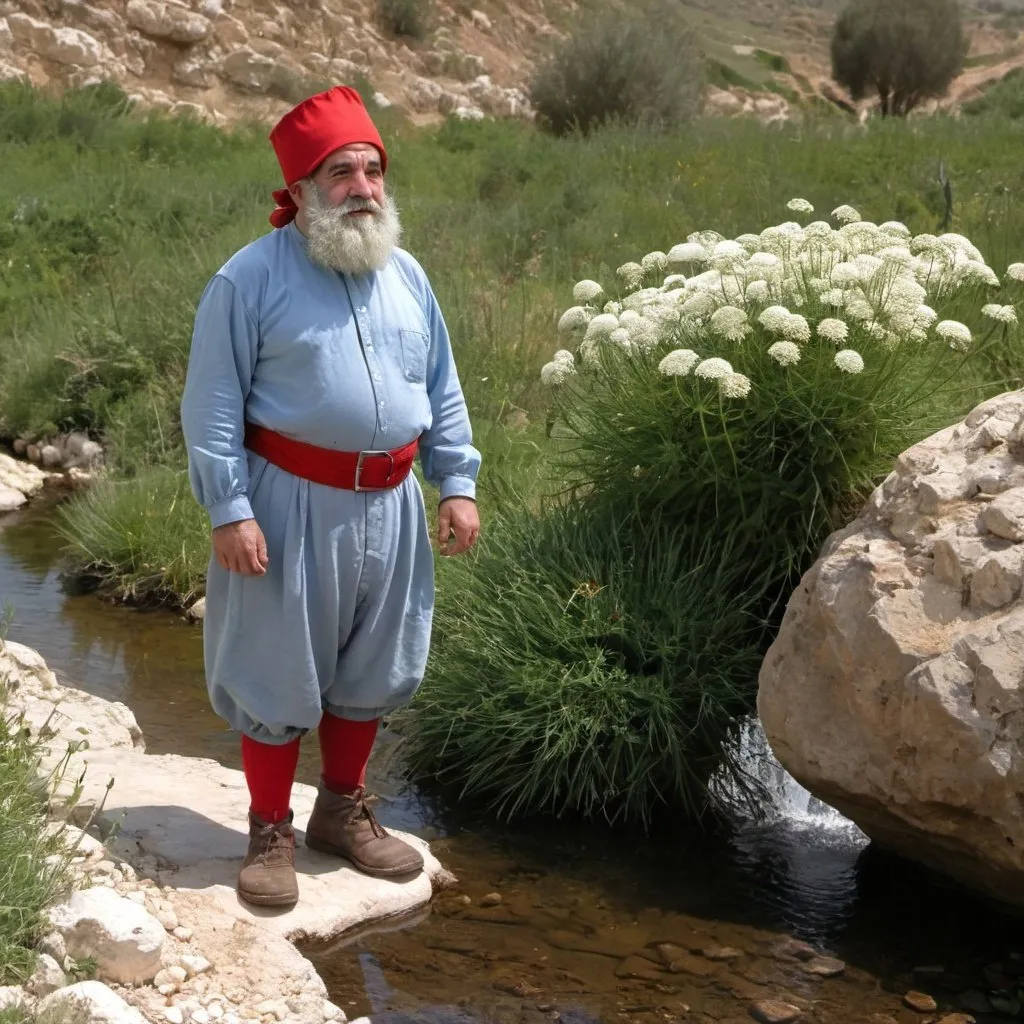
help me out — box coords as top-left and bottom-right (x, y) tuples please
(400, 329), (429, 384)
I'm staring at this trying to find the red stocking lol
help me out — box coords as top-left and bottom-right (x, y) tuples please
(318, 713), (380, 793)
(240, 734), (301, 824)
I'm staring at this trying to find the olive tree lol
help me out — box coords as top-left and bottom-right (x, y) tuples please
(831, 0), (967, 116)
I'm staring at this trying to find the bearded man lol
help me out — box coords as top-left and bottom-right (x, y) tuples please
(180, 86), (481, 908)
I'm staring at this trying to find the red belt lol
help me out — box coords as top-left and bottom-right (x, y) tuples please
(244, 423), (419, 492)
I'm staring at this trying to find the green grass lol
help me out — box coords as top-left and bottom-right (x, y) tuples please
(5, 83), (1024, 602)
(0, 673), (75, 985)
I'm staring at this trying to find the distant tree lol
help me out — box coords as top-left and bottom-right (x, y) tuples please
(831, 0), (968, 116)
(530, 0), (704, 136)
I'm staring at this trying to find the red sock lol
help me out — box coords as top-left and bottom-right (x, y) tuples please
(241, 734), (301, 824)
(318, 713), (380, 793)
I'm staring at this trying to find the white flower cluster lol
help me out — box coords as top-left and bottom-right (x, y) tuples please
(545, 204), (1018, 396)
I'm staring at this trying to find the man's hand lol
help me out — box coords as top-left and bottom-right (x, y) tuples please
(212, 518), (269, 576)
(437, 498), (480, 557)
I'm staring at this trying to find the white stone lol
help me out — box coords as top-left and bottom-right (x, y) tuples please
(126, 0), (211, 43)
(27, 952), (66, 997)
(179, 954), (211, 977)
(165, 1008), (185, 1024)
(173, 53), (215, 88)
(154, 965), (187, 990)
(185, 597), (206, 622)
(158, 908), (180, 931)
(173, 925), (194, 940)
(48, 887), (165, 984)
(37, 981), (147, 1023)
(0, 17), (11, 51)
(0, 451), (46, 498)
(38, 930), (68, 963)
(7, 14), (104, 65)
(40, 444), (62, 468)
(759, 389), (1024, 908)
(219, 46), (278, 91)
(322, 1001), (344, 1020)
(0, 485), (26, 512)
(0, 987), (25, 1011)
(191, 1009), (211, 1024)
(470, 9), (492, 31)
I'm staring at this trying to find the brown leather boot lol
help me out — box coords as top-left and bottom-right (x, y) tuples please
(237, 811), (299, 907)
(305, 784), (424, 879)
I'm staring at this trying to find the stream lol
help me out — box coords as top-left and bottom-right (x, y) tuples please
(2, 497), (1023, 1024)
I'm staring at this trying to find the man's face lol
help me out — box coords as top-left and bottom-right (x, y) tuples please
(300, 142), (385, 212)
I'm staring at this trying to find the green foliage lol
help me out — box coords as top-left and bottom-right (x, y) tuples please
(375, 0), (434, 40)
(706, 60), (761, 92)
(964, 67), (1024, 118)
(399, 500), (768, 825)
(0, 688), (76, 984)
(529, 0), (704, 135)
(831, 0), (968, 115)
(56, 467), (211, 607)
(754, 49), (791, 73)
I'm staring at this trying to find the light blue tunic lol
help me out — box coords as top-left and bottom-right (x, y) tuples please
(180, 223), (480, 744)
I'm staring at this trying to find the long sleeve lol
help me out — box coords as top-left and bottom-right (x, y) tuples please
(418, 279), (481, 502)
(180, 274), (260, 529)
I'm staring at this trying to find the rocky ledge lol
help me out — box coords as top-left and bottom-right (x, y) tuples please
(0, 433), (104, 511)
(759, 389), (1024, 908)
(1, 639), (453, 1023)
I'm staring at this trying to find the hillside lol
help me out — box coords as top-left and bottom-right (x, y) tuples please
(0, 0), (1022, 128)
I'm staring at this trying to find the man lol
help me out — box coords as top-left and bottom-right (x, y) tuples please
(180, 86), (481, 908)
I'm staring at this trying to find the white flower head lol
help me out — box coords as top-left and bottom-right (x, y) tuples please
(1006, 263), (1024, 283)
(830, 262), (860, 287)
(736, 233), (762, 252)
(963, 260), (1000, 287)
(745, 280), (771, 304)
(719, 372), (752, 399)
(845, 297), (876, 322)
(641, 251), (668, 275)
(667, 242), (709, 267)
(747, 252), (781, 270)
(817, 317), (849, 345)
(982, 303), (1019, 325)
(768, 341), (801, 366)
(758, 305), (792, 333)
(694, 357), (734, 381)
(680, 292), (717, 319)
(804, 221), (833, 239)
(553, 349), (575, 364)
(711, 240), (746, 267)
(662, 274), (687, 290)
(787, 198), (815, 215)
(783, 313), (811, 343)
(831, 205), (862, 225)
(709, 305), (751, 342)
(603, 300), (622, 315)
(558, 305), (593, 336)
(583, 312), (619, 341)
(880, 221), (911, 238)
(616, 262), (645, 291)
(658, 348), (700, 376)
(834, 349), (865, 374)
(628, 318), (660, 351)
(819, 289), (846, 309)
(573, 279), (604, 305)
(936, 319), (972, 351)
(541, 359), (576, 385)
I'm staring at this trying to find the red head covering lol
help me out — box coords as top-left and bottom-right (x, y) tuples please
(267, 86), (388, 228)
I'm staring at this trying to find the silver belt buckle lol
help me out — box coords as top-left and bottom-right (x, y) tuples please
(354, 450), (395, 492)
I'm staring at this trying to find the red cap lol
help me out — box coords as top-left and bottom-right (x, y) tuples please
(267, 86), (387, 228)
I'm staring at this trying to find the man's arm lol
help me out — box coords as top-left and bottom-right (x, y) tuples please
(180, 274), (260, 530)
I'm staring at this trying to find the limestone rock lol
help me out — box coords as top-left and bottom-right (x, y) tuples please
(0, 987), (26, 1011)
(219, 46), (279, 92)
(37, 980), (147, 1023)
(0, 451), (47, 498)
(47, 887), (165, 984)
(0, 485), (26, 512)
(126, 0), (211, 43)
(751, 1001), (802, 1024)
(0, 17), (11, 51)
(7, 13), (104, 65)
(173, 51), (216, 87)
(759, 390), (1024, 908)
(26, 952), (66, 997)
(185, 597), (206, 621)
(904, 991), (938, 1012)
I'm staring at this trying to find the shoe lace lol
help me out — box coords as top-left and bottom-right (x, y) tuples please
(255, 822), (293, 862)
(350, 792), (387, 840)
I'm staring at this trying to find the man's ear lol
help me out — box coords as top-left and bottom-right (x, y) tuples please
(288, 181), (304, 206)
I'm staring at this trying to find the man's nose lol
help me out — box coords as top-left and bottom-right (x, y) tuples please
(348, 170), (374, 198)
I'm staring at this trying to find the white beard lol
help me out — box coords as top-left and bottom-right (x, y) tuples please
(303, 184), (402, 275)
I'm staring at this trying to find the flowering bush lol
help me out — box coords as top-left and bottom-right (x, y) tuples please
(542, 202), (1022, 616)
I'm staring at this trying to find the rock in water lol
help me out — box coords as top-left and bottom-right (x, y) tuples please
(904, 991), (938, 1012)
(759, 391), (1024, 908)
(750, 999), (802, 1023)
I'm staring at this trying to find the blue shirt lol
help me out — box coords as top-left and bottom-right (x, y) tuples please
(181, 222), (481, 528)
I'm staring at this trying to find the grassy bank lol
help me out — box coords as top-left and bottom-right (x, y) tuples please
(5, 83), (1024, 820)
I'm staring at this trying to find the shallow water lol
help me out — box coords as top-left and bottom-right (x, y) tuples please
(2, 498), (1022, 1024)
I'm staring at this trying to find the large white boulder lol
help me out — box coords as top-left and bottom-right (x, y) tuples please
(37, 980), (147, 1023)
(126, 0), (211, 43)
(7, 14), (104, 66)
(759, 390), (1024, 906)
(0, 451), (47, 500)
(48, 887), (165, 984)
